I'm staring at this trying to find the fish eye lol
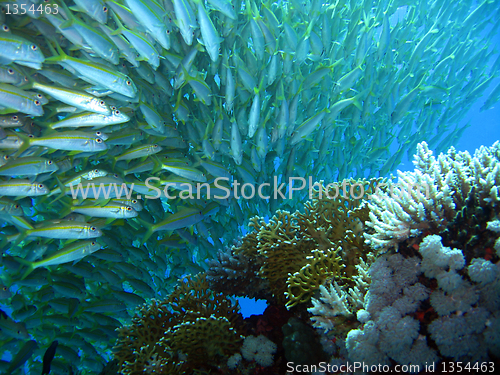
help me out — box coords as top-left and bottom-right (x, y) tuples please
(115, 110), (120, 115)
(91, 241), (96, 245)
(36, 94), (42, 98)
(7, 68), (13, 74)
(132, 199), (137, 204)
(38, 184), (44, 188)
(100, 100), (105, 105)
(167, 30), (170, 34)
(48, 160), (53, 164)
(103, 6), (107, 12)
(96, 131), (102, 136)
(90, 226), (96, 231)
(28, 134), (34, 138)
(96, 137), (103, 143)
(126, 80), (131, 85)
(2, 25), (9, 32)
(14, 204), (19, 208)
(12, 115), (18, 120)
(153, 144), (158, 148)
(127, 207), (132, 211)
(31, 45), (37, 51)
(34, 100), (41, 106)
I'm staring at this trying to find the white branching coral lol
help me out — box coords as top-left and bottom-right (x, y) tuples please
(364, 144), (456, 250)
(308, 258), (371, 333)
(365, 141), (500, 251)
(308, 283), (351, 333)
(471, 142), (500, 204)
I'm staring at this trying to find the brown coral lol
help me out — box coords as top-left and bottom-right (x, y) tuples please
(207, 178), (380, 309)
(162, 315), (243, 364)
(113, 274), (244, 374)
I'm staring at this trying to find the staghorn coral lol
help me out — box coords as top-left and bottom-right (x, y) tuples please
(114, 274), (244, 374)
(307, 257), (372, 335)
(365, 141), (500, 251)
(207, 178), (380, 309)
(308, 142), (500, 369)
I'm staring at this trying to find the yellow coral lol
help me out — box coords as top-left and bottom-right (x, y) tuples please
(224, 178), (379, 308)
(285, 247), (344, 308)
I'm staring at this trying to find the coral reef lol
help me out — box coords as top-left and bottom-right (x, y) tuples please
(309, 142), (500, 369)
(208, 179), (380, 309)
(365, 141), (500, 251)
(115, 143), (500, 373)
(114, 274), (244, 374)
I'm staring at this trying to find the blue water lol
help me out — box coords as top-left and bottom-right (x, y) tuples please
(240, 25), (500, 319)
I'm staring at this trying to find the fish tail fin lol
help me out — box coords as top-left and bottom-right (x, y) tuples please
(110, 8), (126, 34)
(137, 218), (154, 243)
(12, 132), (33, 158)
(12, 230), (29, 249)
(352, 96), (362, 111)
(14, 257), (36, 280)
(58, 198), (73, 218)
(49, 176), (68, 204)
(44, 38), (68, 63)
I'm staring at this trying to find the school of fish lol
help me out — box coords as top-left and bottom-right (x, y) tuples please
(0, 0), (499, 373)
